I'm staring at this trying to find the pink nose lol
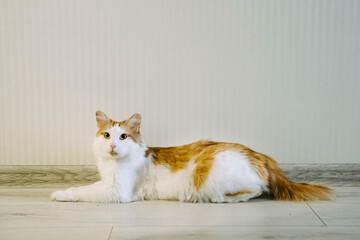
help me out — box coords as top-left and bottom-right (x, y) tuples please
(110, 144), (115, 150)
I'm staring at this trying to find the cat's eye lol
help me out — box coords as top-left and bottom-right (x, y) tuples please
(103, 132), (110, 139)
(120, 133), (127, 140)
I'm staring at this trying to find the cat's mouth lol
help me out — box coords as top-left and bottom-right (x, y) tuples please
(109, 151), (118, 156)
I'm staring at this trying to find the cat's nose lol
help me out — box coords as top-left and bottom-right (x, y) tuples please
(110, 144), (115, 150)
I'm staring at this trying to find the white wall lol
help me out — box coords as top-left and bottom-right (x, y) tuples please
(1, 0), (359, 165)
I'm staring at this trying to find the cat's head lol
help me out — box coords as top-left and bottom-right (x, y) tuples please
(93, 111), (144, 159)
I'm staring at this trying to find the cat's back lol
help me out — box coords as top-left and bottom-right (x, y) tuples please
(142, 140), (266, 202)
(146, 140), (250, 168)
(145, 140), (262, 187)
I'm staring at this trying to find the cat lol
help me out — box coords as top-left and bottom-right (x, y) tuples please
(51, 111), (334, 203)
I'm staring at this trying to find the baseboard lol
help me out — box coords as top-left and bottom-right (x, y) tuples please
(0, 165), (100, 188)
(1, 164), (359, 188)
(280, 164), (360, 187)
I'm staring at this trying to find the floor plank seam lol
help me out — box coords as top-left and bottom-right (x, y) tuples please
(307, 202), (327, 226)
(108, 226), (114, 240)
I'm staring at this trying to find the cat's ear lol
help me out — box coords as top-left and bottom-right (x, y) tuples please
(126, 113), (141, 133)
(96, 111), (110, 127)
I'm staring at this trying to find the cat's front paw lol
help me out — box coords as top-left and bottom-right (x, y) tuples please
(50, 189), (78, 202)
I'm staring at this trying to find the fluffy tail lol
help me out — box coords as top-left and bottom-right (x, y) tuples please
(267, 162), (334, 201)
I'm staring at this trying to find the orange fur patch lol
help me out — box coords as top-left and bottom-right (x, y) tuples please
(225, 190), (253, 197)
(146, 141), (219, 190)
(96, 120), (118, 137)
(146, 141), (206, 172)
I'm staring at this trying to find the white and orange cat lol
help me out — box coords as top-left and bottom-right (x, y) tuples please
(51, 111), (333, 203)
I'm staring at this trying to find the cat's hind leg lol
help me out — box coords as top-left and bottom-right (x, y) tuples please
(223, 189), (262, 203)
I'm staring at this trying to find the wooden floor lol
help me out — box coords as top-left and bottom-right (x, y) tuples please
(1, 187), (360, 240)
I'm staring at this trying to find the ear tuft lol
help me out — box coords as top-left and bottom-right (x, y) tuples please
(126, 113), (142, 133)
(96, 111), (110, 126)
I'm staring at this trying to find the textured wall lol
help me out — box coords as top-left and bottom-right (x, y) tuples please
(1, 0), (359, 165)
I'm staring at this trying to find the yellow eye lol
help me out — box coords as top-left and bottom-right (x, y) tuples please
(103, 132), (110, 139)
(120, 133), (127, 140)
